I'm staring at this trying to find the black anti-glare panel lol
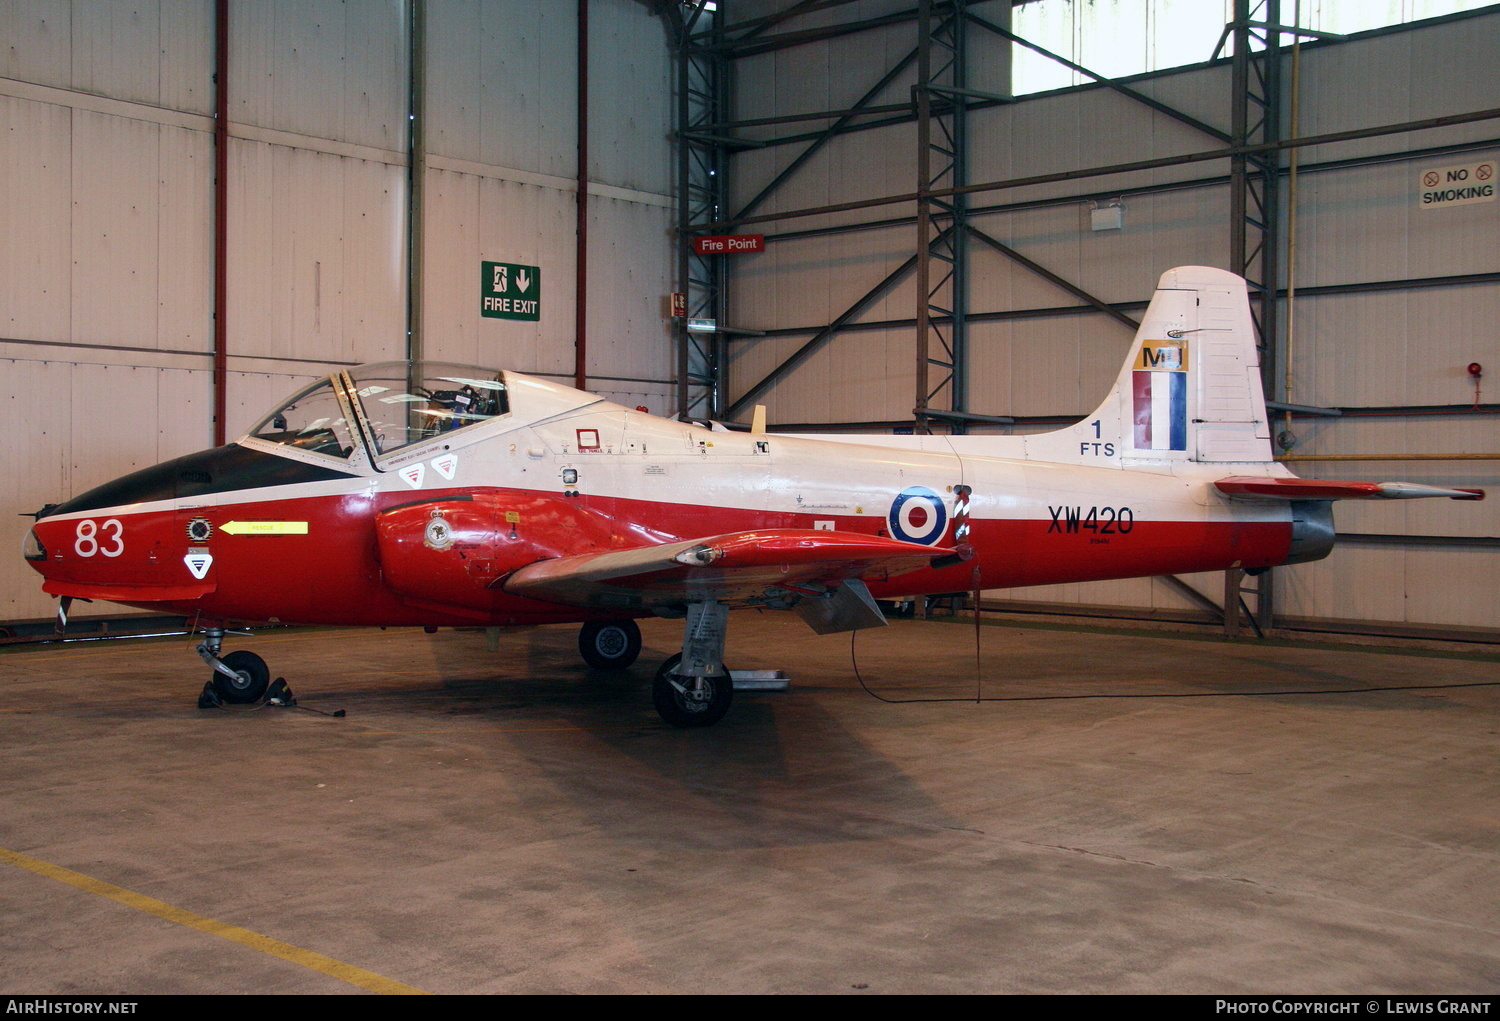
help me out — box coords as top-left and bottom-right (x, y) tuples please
(43, 444), (357, 517)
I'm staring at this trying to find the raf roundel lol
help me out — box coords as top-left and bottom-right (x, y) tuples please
(887, 486), (949, 546)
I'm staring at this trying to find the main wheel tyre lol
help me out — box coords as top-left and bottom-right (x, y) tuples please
(652, 653), (733, 728)
(212, 650), (270, 705)
(579, 619), (642, 670)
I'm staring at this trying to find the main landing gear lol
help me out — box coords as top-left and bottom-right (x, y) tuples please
(196, 626), (269, 705)
(651, 602), (733, 729)
(577, 619), (642, 671)
(578, 606), (736, 727)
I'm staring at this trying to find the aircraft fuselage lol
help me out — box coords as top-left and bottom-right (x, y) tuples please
(27, 406), (1294, 628)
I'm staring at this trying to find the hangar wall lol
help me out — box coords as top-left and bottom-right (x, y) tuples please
(0, 0), (676, 621)
(723, 4), (1499, 633)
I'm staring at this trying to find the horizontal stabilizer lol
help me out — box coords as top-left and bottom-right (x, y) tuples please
(1214, 477), (1485, 501)
(503, 528), (957, 610)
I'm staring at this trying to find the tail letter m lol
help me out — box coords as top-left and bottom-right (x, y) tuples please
(1135, 340), (1187, 371)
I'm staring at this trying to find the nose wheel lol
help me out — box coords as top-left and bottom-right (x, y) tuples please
(196, 627), (271, 705)
(212, 650), (271, 704)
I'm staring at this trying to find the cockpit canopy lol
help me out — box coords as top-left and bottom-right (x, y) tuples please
(347, 362), (508, 455)
(249, 361), (509, 464)
(250, 376), (358, 457)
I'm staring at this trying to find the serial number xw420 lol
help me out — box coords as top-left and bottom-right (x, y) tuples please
(1046, 506), (1135, 534)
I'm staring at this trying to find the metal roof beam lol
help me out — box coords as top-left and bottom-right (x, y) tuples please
(968, 225), (1140, 331)
(724, 234), (952, 418)
(967, 11), (1231, 143)
(701, 5), (924, 57)
(730, 45), (920, 223)
(690, 105), (1500, 232)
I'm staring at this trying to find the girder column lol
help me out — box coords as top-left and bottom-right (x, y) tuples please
(1227, 0), (1283, 635)
(674, 5), (729, 420)
(913, 0), (973, 435)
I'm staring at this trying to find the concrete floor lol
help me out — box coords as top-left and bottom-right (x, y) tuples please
(1, 614), (1498, 994)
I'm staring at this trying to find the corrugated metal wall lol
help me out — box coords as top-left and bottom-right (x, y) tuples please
(1, 0), (675, 621)
(724, 5), (1499, 632)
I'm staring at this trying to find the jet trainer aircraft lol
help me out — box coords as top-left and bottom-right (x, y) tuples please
(22, 267), (1483, 726)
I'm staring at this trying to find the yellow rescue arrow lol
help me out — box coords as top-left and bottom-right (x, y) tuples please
(220, 521), (309, 536)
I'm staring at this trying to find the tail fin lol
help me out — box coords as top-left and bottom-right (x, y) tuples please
(1025, 266), (1273, 465)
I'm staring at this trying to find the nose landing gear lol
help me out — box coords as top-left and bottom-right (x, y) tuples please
(195, 626), (270, 705)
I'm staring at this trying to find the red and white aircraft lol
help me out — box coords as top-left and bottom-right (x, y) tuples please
(22, 267), (1483, 726)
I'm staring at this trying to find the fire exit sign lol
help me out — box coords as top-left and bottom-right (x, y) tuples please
(481, 261), (541, 321)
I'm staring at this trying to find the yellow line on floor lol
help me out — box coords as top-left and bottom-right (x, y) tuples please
(0, 846), (427, 995)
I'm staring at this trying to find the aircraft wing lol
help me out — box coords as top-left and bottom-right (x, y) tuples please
(501, 528), (961, 610)
(1214, 477), (1484, 501)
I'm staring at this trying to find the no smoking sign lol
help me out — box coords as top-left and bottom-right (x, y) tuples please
(1417, 161), (1496, 209)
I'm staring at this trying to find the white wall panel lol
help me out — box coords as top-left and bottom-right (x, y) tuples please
(1296, 15), (1500, 165)
(160, 0), (217, 115)
(0, 105), (214, 353)
(591, 0), (672, 195)
(341, 0), (410, 151)
(421, 168), (482, 363)
(157, 124), (216, 351)
(420, 0), (674, 396)
(156, 363), (214, 458)
(1278, 545), (1499, 630)
(0, 1), (73, 91)
(476, 175), (577, 377)
(227, 139), (406, 366)
(584, 196), (675, 384)
(425, 0), (577, 178)
(1292, 285), (1500, 409)
(0, 96), (73, 342)
(1401, 548), (1500, 628)
(70, 111), (163, 350)
(727, 325), (916, 425)
(0, 1), (214, 115)
(231, 0), (407, 151)
(73, 1), (163, 108)
(342, 158), (409, 353)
